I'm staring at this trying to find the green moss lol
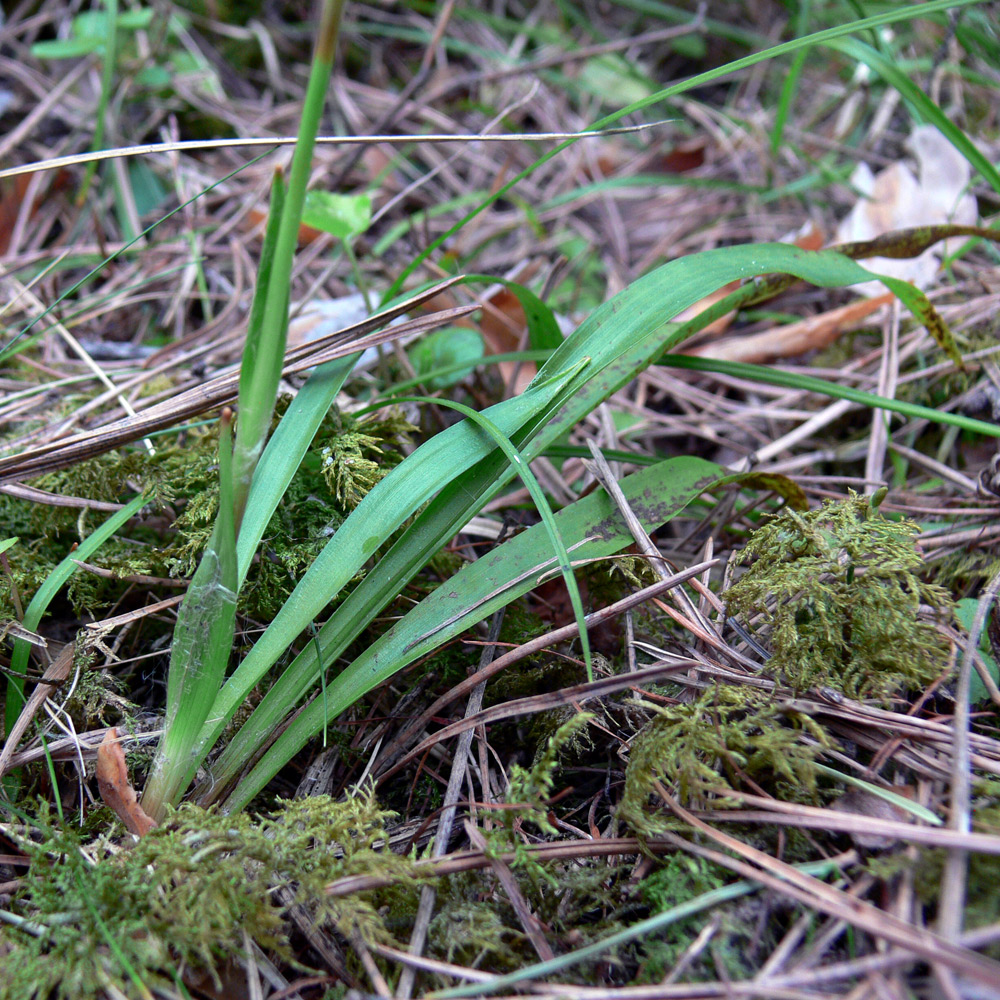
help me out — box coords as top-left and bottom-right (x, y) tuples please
(0, 402), (415, 625)
(318, 407), (415, 512)
(619, 686), (831, 834)
(725, 490), (953, 700)
(501, 712), (594, 839)
(636, 854), (776, 983)
(0, 788), (416, 1000)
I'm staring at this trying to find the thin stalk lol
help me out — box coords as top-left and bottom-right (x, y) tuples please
(230, 0), (348, 529)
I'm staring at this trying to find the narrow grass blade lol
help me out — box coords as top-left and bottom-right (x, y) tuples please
(429, 858), (842, 998)
(236, 168), (287, 445)
(661, 355), (1000, 439)
(230, 0), (347, 519)
(382, 0), (979, 302)
(812, 763), (941, 826)
(236, 354), (357, 586)
(3, 492), (147, 739)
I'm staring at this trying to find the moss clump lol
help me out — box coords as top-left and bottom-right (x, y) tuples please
(725, 490), (952, 701)
(0, 789), (416, 1000)
(619, 687), (831, 834)
(318, 407), (415, 511)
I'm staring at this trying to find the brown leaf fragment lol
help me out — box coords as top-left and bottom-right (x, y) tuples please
(685, 292), (892, 364)
(96, 728), (157, 837)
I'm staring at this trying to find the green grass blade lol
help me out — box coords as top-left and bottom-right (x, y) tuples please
(771, 0), (811, 156)
(74, 0), (118, 206)
(3, 492), (147, 739)
(429, 858), (842, 998)
(828, 36), (1000, 196)
(462, 275), (564, 349)
(397, 394), (594, 680)
(236, 354), (357, 587)
(230, 0), (347, 517)
(236, 169), (287, 445)
(661, 354), (1000, 439)
(218, 456), (725, 813)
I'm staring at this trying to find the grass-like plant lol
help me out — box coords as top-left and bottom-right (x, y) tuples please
(3, 3), (1000, 995)
(5, 0), (998, 829)
(130, 0), (1000, 820)
(140, 0), (350, 820)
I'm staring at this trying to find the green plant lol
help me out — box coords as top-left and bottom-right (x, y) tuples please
(139, 0), (351, 822)
(8, 0), (1000, 829)
(149, 0), (1000, 816)
(619, 687), (832, 834)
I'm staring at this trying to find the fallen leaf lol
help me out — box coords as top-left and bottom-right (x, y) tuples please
(686, 292), (892, 363)
(834, 125), (978, 295)
(96, 727), (157, 836)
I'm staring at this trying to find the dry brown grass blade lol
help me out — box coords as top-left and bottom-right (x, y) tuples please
(0, 639), (74, 778)
(0, 282), (468, 486)
(464, 819), (556, 962)
(657, 786), (1000, 989)
(379, 661), (705, 788)
(324, 836), (729, 898)
(692, 794), (1000, 854)
(0, 482), (127, 510)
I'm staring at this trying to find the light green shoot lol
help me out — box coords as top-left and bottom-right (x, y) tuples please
(139, 0), (349, 822)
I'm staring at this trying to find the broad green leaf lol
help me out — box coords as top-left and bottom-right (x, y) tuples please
(302, 190), (372, 239)
(31, 36), (104, 59)
(463, 276), (564, 350)
(127, 159), (168, 217)
(218, 455), (725, 811)
(30, 8), (153, 59)
(578, 54), (653, 106)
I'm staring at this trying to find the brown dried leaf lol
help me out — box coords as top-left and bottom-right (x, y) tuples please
(96, 727), (157, 837)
